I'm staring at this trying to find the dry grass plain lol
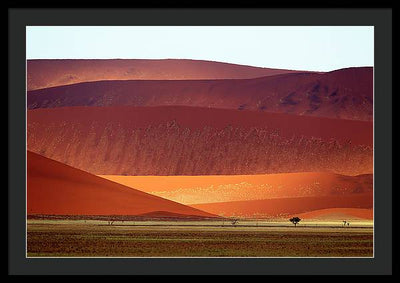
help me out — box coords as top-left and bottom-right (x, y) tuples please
(27, 219), (373, 257)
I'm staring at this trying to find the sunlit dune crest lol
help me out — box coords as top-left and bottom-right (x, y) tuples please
(27, 150), (216, 218)
(27, 59), (306, 91)
(293, 208), (373, 220)
(99, 173), (373, 205)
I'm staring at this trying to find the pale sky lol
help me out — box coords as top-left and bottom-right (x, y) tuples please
(26, 26), (374, 72)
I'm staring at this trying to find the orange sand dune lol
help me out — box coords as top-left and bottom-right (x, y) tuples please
(190, 193), (373, 218)
(27, 150), (216, 218)
(99, 173), (373, 205)
(27, 66), (372, 121)
(27, 59), (305, 91)
(294, 208), (373, 220)
(27, 106), (373, 176)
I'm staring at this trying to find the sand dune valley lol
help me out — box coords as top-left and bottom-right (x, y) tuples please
(27, 59), (373, 257)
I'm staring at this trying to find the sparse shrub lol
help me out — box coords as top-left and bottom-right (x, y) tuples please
(289, 217), (301, 227)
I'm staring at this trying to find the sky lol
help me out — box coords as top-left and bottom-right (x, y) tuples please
(26, 26), (374, 72)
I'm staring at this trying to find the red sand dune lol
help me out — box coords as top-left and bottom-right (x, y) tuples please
(99, 173), (373, 205)
(27, 106), (372, 145)
(190, 193), (373, 218)
(294, 208), (373, 220)
(27, 67), (373, 121)
(27, 59), (305, 91)
(27, 150), (216, 218)
(27, 106), (373, 176)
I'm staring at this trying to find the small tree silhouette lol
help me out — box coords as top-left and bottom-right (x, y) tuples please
(289, 217), (301, 227)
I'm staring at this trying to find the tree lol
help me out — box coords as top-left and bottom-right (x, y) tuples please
(289, 217), (301, 227)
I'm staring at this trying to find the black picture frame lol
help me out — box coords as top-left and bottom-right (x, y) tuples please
(8, 7), (393, 275)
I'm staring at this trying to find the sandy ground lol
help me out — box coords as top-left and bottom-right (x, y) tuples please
(27, 219), (373, 257)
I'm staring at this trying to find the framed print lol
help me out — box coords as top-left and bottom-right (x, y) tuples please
(8, 7), (393, 275)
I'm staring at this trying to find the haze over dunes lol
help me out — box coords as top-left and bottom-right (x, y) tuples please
(191, 193), (373, 218)
(27, 66), (372, 121)
(27, 106), (373, 176)
(99, 173), (373, 205)
(27, 150), (216, 218)
(27, 59), (305, 91)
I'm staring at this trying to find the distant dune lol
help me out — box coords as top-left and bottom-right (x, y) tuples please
(27, 150), (216, 218)
(27, 106), (373, 176)
(190, 193), (373, 218)
(294, 208), (373, 220)
(27, 59), (304, 91)
(27, 66), (373, 121)
(99, 173), (373, 205)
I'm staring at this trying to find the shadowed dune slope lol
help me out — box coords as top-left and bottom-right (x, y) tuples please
(27, 150), (216, 218)
(27, 106), (373, 176)
(99, 173), (373, 205)
(191, 193), (373, 218)
(27, 59), (305, 91)
(27, 67), (372, 121)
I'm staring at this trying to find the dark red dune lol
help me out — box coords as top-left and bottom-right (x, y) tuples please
(27, 106), (373, 176)
(27, 59), (305, 91)
(27, 150), (216, 217)
(190, 193), (373, 218)
(27, 67), (373, 121)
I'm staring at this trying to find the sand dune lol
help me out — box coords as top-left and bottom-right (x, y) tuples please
(27, 67), (372, 121)
(27, 59), (305, 91)
(27, 150), (216, 218)
(294, 208), (373, 220)
(99, 173), (373, 205)
(27, 106), (372, 145)
(190, 193), (373, 218)
(27, 106), (372, 176)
